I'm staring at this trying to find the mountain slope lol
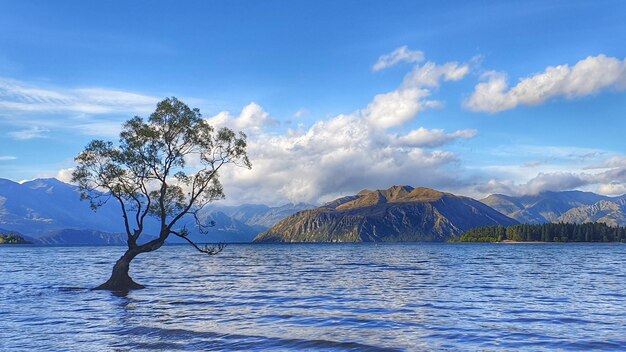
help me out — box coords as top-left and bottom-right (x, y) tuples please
(0, 178), (313, 243)
(36, 229), (134, 245)
(482, 191), (626, 225)
(174, 210), (265, 243)
(0, 178), (156, 236)
(203, 203), (315, 228)
(255, 186), (518, 243)
(559, 199), (626, 227)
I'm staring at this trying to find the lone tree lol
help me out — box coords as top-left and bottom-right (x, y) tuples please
(72, 97), (250, 291)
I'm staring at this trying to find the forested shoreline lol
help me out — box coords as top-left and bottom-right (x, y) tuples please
(452, 222), (626, 243)
(0, 233), (31, 244)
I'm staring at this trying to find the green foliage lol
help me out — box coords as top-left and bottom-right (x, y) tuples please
(452, 222), (626, 243)
(0, 233), (31, 244)
(71, 97), (251, 251)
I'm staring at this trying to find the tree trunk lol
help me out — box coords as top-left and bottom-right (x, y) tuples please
(93, 250), (144, 291)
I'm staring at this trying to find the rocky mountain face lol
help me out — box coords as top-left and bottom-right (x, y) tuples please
(35, 229), (141, 245)
(201, 202), (315, 229)
(255, 186), (518, 243)
(0, 178), (136, 236)
(0, 178), (313, 244)
(482, 191), (626, 226)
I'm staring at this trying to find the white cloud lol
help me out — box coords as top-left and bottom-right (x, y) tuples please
(466, 54), (626, 112)
(585, 156), (626, 170)
(363, 61), (470, 129)
(372, 46), (424, 71)
(472, 154), (626, 198)
(523, 172), (592, 195)
(8, 126), (49, 140)
(55, 168), (75, 184)
(597, 183), (626, 196)
(361, 88), (432, 129)
(206, 102), (277, 133)
(403, 62), (470, 87)
(293, 108), (309, 118)
(396, 127), (477, 148)
(218, 113), (465, 204)
(0, 78), (168, 138)
(182, 51), (474, 204)
(53, 48), (477, 205)
(0, 78), (160, 115)
(0, 155), (17, 161)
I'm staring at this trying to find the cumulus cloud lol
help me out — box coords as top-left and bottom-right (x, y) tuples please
(8, 126), (49, 140)
(597, 183), (626, 196)
(361, 88), (432, 129)
(372, 46), (425, 71)
(218, 113), (463, 204)
(523, 172), (592, 195)
(466, 54), (626, 112)
(363, 61), (470, 128)
(55, 168), (75, 183)
(200, 50), (474, 204)
(474, 158), (626, 198)
(55, 48), (477, 205)
(396, 127), (477, 148)
(206, 102), (277, 133)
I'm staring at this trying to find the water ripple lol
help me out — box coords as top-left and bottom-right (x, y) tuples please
(1, 243), (625, 351)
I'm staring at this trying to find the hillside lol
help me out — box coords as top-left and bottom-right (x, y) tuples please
(482, 191), (626, 226)
(0, 178), (155, 236)
(35, 229), (136, 245)
(255, 186), (518, 242)
(0, 178), (313, 244)
(0, 229), (32, 244)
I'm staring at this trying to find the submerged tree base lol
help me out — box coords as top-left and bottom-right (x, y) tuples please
(93, 277), (145, 291)
(93, 253), (145, 291)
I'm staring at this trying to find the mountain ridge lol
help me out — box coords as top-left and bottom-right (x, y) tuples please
(482, 191), (626, 226)
(255, 185), (518, 243)
(0, 177), (313, 244)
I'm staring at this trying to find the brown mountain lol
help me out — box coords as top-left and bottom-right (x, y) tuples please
(254, 186), (518, 242)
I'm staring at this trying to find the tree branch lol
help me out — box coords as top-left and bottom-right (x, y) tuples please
(170, 230), (225, 255)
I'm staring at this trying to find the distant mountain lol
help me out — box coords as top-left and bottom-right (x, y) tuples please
(205, 203), (315, 228)
(482, 191), (626, 226)
(35, 229), (134, 245)
(0, 178), (157, 236)
(175, 210), (265, 243)
(559, 199), (626, 226)
(0, 177), (314, 244)
(174, 203), (315, 243)
(255, 186), (518, 243)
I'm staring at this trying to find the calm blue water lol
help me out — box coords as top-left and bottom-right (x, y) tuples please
(1, 243), (625, 351)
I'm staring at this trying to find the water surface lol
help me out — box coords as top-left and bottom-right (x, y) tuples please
(1, 243), (625, 351)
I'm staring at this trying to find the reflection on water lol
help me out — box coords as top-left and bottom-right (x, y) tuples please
(1, 243), (625, 351)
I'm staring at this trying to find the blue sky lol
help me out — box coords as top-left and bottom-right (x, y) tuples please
(1, 0), (626, 204)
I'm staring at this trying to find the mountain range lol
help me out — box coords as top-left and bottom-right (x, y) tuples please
(481, 191), (626, 226)
(3, 177), (626, 245)
(0, 178), (313, 245)
(255, 186), (518, 242)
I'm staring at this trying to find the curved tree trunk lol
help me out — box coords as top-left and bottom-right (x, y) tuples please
(93, 249), (144, 291)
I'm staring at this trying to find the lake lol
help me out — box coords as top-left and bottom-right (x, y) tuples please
(1, 243), (625, 351)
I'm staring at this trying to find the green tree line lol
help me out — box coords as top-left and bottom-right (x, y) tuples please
(0, 233), (31, 244)
(452, 222), (626, 243)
